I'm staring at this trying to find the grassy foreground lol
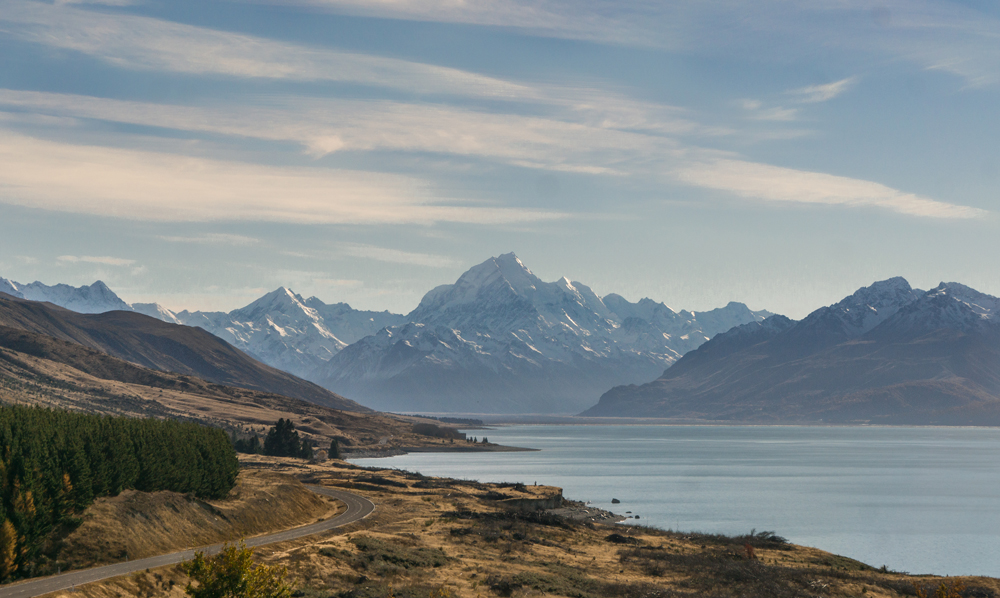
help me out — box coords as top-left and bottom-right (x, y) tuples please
(37, 455), (1000, 598)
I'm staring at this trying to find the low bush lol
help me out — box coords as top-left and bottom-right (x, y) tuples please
(619, 546), (820, 598)
(346, 536), (449, 576)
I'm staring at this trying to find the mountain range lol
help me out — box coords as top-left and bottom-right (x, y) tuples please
(2, 254), (771, 413)
(314, 254), (770, 413)
(584, 277), (1000, 424)
(173, 288), (405, 379)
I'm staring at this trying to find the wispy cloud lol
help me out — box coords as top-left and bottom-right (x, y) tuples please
(0, 131), (566, 225)
(233, 0), (1000, 89)
(0, 89), (680, 173)
(339, 243), (461, 268)
(0, 88), (983, 222)
(0, 4), (987, 225)
(236, 0), (673, 47)
(674, 159), (987, 220)
(787, 77), (857, 103)
(740, 100), (799, 122)
(158, 233), (260, 246)
(2, 0), (534, 98)
(57, 255), (136, 266)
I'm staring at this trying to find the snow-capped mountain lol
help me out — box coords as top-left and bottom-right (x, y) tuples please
(0, 277), (146, 314)
(584, 278), (1000, 424)
(174, 288), (406, 379)
(781, 277), (924, 346)
(870, 282), (1000, 337)
(314, 253), (770, 413)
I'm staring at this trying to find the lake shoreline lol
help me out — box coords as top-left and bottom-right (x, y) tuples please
(351, 422), (1000, 577)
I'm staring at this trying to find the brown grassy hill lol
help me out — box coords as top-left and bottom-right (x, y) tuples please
(0, 293), (367, 412)
(0, 326), (468, 453)
(49, 471), (336, 572)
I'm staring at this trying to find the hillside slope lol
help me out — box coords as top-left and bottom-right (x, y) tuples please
(0, 325), (457, 452)
(0, 293), (368, 412)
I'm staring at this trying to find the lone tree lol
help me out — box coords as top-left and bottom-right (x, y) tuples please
(183, 539), (291, 598)
(328, 439), (340, 460)
(263, 419), (312, 459)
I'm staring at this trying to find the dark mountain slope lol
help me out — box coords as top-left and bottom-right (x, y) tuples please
(0, 293), (368, 412)
(0, 326), (462, 455)
(583, 280), (1000, 425)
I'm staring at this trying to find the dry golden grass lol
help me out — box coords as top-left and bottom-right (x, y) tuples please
(40, 457), (1000, 598)
(50, 471), (339, 571)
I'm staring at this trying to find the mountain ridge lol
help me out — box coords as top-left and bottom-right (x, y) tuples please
(0, 292), (369, 412)
(583, 277), (1000, 424)
(315, 253), (770, 413)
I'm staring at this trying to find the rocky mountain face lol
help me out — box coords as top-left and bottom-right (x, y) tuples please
(173, 288), (406, 379)
(584, 278), (1000, 425)
(314, 253), (769, 413)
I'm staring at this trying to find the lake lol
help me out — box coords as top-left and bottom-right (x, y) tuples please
(351, 424), (1000, 577)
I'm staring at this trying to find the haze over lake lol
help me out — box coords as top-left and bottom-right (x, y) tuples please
(352, 425), (1000, 577)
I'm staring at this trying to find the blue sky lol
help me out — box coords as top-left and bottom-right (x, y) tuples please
(1, 0), (998, 318)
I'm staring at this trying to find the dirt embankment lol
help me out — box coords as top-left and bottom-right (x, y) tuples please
(49, 471), (340, 570)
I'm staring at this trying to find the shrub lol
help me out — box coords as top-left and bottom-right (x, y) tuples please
(182, 540), (291, 598)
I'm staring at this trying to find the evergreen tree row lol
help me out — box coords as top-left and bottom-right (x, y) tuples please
(0, 405), (239, 580)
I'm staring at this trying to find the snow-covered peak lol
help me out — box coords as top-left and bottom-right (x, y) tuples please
(868, 282), (1000, 337)
(0, 276), (189, 323)
(14, 279), (132, 314)
(795, 277), (924, 338)
(844, 276), (917, 309)
(231, 287), (318, 322)
(927, 282), (1000, 321)
(410, 253), (544, 320)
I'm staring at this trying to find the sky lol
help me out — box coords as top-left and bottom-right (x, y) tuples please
(1, 0), (999, 319)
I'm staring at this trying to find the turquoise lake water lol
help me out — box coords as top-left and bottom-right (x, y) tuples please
(351, 425), (1000, 577)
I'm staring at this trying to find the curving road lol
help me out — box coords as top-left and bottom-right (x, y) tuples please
(0, 486), (374, 598)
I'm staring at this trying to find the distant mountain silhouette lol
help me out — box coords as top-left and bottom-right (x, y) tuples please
(0, 292), (368, 412)
(583, 279), (1000, 425)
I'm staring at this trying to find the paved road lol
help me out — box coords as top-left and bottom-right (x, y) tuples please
(0, 486), (374, 598)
